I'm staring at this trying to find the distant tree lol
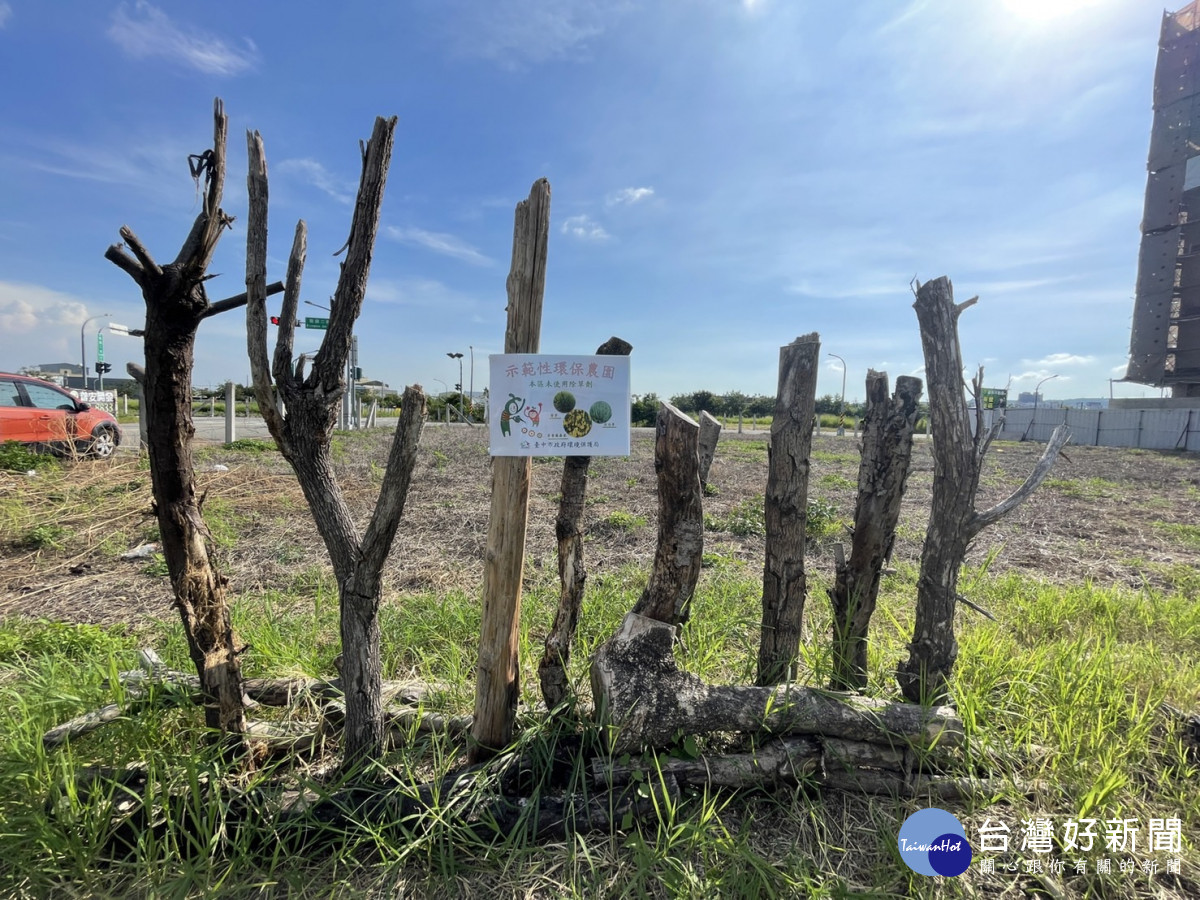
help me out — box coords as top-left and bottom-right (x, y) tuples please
(668, 393), (696, 414)
(631, 392), (660, 427)
(722, 390), (750, 416)
(746, 394), (775, 417)
(690, 390), (718, 414)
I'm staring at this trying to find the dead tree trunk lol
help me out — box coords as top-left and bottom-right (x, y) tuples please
(538, 337), (633, 712)
(897, 277), (1070, 703)
(757, 333), (820, 685)
(104, 99), (287, 749)
(630, 402), (703, 625)
(828, 372), (922, 691)
(243, 117), (425, 770)
(696, 411), (722, 489)
(471, 179), (551, 762)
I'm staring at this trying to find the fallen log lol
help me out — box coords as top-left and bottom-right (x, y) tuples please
(592, 613), (962, 756)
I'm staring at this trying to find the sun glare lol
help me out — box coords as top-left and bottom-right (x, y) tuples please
(998, 0), (1107, 23)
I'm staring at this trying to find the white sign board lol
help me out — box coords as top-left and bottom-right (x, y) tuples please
(71, 390), (116, 404)
(489, 354), (631, 456)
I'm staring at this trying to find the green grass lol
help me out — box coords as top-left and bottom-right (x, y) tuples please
(0, 564), (1197, 896)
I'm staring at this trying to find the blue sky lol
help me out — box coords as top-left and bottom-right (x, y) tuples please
(0, 0), (1175, 404)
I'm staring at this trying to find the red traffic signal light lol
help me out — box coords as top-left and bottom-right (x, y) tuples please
(270, 316), (281, 325)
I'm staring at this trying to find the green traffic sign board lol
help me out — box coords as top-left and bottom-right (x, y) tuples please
(305, 317), (329, 329)
(97, 332), (104, 362)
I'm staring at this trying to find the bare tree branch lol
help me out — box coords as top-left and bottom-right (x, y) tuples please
(360, 385), (427, 573)
(972, 424), (1071, 533)
(104, 244), (147, 287)
(244, 130), (286, 446)
(273, 222), (306, 388)
(201, 281), (284, 320)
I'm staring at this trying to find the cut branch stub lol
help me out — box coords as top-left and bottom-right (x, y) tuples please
(592, 613), (962, 757)
(757, 333), (820, 686)
(828, 371), (922, 691)
(538, 336), (633, 712)
(696, 411), (722, 488)
(630, 401), (703, 625)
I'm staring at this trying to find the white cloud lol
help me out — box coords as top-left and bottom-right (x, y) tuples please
(0, 3), (13, 28)
(560, 214), (609, 241)
(108, 1), (258, 76)
(0, 281), (88, 341)
(607, 186), (655, 206)
(278, 158), (356, 205)
(367, 277), (478, 310)
(444, 0), (628, 67)
(1021, 352), (1095, 368)
(385, 227), (492, 266)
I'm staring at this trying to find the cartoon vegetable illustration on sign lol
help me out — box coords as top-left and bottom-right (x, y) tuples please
(553, 391), (576, 413)
(563, 409), (592, 437)
(589, 400), (613, 424)
(500, 394), (525, 437)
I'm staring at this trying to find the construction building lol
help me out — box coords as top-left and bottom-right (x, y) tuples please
(1129, 1), (1200, 397)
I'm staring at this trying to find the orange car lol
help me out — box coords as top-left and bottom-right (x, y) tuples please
(0, 372), (122, 459)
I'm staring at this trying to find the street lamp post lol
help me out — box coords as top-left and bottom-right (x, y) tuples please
(1033, 373), (1058, 413)
(447, 352), (464, 421)
(828, 353), (847, 436)
(80, 313), (111, 391)
(468, 346), (474, 421)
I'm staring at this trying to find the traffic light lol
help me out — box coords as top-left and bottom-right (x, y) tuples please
(270, 316), (281, 325)
(94, 362), (112, 374)
(353, 367), (363, 380)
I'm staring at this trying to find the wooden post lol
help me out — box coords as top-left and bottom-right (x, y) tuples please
(538, 337), (632, 711)
(757, 333), (820, 685)
(696, 410), (722, 489)
(630, 402), (703, 625)
(471, 179), (551, 761)
(828, 372), (922, 691)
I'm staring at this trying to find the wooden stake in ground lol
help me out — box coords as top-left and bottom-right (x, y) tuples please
(897, 277), (1069, 703)
(828, 371), (922, 691)
(538, 336), (632, 712)
(630, 402), (703, 625)
(471, 178), (550, 761)
(757, 333), (820, 685)
(104, 99), (285, 749)
(696, 411), (722, 490)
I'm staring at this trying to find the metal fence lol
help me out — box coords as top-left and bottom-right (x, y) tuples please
(977, 407), (1200, 452)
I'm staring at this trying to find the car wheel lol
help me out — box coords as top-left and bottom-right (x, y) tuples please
(88, 425), (118, 459)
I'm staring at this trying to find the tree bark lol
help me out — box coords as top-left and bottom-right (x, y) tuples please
(828, 372), (922, 691)
(243, 116), (429, 770)
(592, 613), (962, 756)
(104, 98), (247, 749)
(630, 402), (703, 625)
(696, 410), (722, 489)
(538, 336), (632, 711)
(757, 333), (820, 685)
(897, 277), (1070, 703)
(472, 178), (551, 762)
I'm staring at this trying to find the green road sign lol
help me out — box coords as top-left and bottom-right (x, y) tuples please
(305, 317), (329, 329)
(97, 332), (104, 362)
